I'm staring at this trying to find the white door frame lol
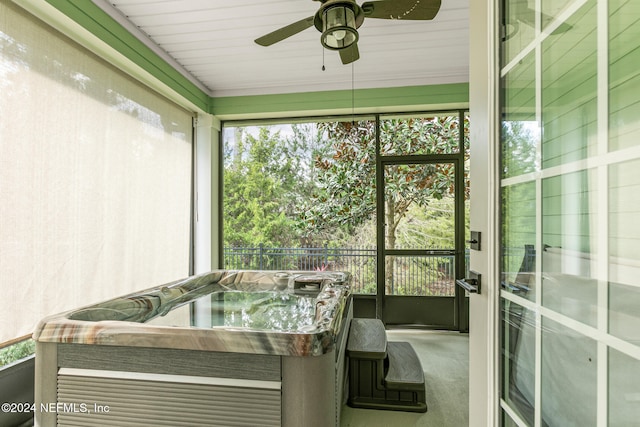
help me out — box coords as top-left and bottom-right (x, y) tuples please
(468, 0), (500, 426)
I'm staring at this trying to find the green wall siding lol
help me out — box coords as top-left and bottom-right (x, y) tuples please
(211, 83), (469, 119)
(541, 0), (597, 168)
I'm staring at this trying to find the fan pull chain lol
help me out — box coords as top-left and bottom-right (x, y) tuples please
(351, 61), (355, 125)
(322, 48), (326, 71)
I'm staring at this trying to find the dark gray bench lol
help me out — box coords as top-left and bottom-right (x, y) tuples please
(346, 318), (427, 413)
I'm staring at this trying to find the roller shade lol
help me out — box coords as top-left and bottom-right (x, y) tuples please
(0, 0), (193, 343)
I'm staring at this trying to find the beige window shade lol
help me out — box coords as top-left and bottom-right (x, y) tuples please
(0, 1), (193, 343)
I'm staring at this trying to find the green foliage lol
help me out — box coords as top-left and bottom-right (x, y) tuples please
(297, 120), (378, 242)
(0, 339), (35, 367)
(222, 116), (471, 296)
(223, 126), (314, 248)
(502, 181), (536, 279)
(298, 116), (470, 248)
(502, 120), (539, 177)
(379, 115), (466, 156)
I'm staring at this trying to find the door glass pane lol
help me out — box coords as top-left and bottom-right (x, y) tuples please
(541, 0), (575, 28)
(502, 411), (522, 427)
(502, 0), (536, 67)
(502, 182), (536, 301)
(384, 255), (455, 296)
(608, 159), (640, 340)
(609, 0), (640, 151)
(541, 318), (597, 427)
(608, 283), (640, 343)
(384, 163), (455, 251)
(609, 348), (640, 426)
(502, 300), (536, 426)
(380, 113), (462, 155)
(541, 0), (597, 169)
(542, 170), (598, 327)
(502, 52), (539, 180)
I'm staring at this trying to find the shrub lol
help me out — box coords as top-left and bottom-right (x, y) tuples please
(0, 339), (35, 367)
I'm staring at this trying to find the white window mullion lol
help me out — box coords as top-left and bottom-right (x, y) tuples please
(596, 0), (609, 426)
(534, 0), (543, 424)
(501, 398), (530, 427)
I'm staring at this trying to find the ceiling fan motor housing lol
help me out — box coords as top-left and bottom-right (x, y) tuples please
(314, 0), (364, 50)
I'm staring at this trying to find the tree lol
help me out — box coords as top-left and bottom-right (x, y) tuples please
(223, 127), (305, 248)
(298, 116), (470, 293)
(298, 120), (377, 242)
(501, 120), (539, 177)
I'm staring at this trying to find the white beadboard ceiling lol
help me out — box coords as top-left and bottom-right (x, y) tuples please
(97, 0), (469, 98)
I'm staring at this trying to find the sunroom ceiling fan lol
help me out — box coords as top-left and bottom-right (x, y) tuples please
(255, 0), (442, 65)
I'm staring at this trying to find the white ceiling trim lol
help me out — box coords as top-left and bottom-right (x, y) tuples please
(92, 0), (212, 95)
(102, 0), (470, 98)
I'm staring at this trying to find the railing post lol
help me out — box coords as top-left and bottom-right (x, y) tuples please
(259, 243), (264, 270)
(324, 244), (328, 269)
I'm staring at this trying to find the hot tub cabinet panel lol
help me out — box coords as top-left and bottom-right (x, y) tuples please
(33, 270), (352, 427)
(56, 367), (283, 427)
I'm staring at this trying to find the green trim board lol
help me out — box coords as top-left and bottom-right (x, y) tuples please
(212, 83), (469, 119)
(42, 0), (210, 112)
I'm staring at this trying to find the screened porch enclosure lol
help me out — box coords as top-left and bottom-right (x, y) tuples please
(221, 113), (470, 327)
(0, 1), (476, 426)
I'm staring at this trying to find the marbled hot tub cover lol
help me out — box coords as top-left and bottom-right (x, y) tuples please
(33, 270), (351, 357)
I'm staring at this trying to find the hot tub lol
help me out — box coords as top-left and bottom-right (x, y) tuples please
(33, 270), (352, 427)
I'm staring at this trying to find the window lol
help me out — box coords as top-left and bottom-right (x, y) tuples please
(500, 1), (640, 425)
(222, 113), (470, 302)
(222, 119), (378, 294)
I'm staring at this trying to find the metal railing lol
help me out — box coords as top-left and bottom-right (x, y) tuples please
(224, 245), (465, 296)
(224, 245), (377, 293)
(387, 254), (456, 296)
(223, 245), (546, 296)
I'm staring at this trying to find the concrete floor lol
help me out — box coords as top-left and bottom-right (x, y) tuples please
(340, 329), (469, 427)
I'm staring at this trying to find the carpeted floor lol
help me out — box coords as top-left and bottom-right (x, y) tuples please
(340, 329), (469, 427)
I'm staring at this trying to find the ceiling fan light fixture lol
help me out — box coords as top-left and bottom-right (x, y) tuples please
(255, 0), (442, 64)
(321, 4), (358, 50)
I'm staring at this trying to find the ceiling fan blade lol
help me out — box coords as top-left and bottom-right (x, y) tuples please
(340, 43), (360, 64)
(362, 0), (441, 20)
(255, 16), (315, 46)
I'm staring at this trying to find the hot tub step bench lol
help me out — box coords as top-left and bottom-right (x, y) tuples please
(346, 318), (427, 413)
